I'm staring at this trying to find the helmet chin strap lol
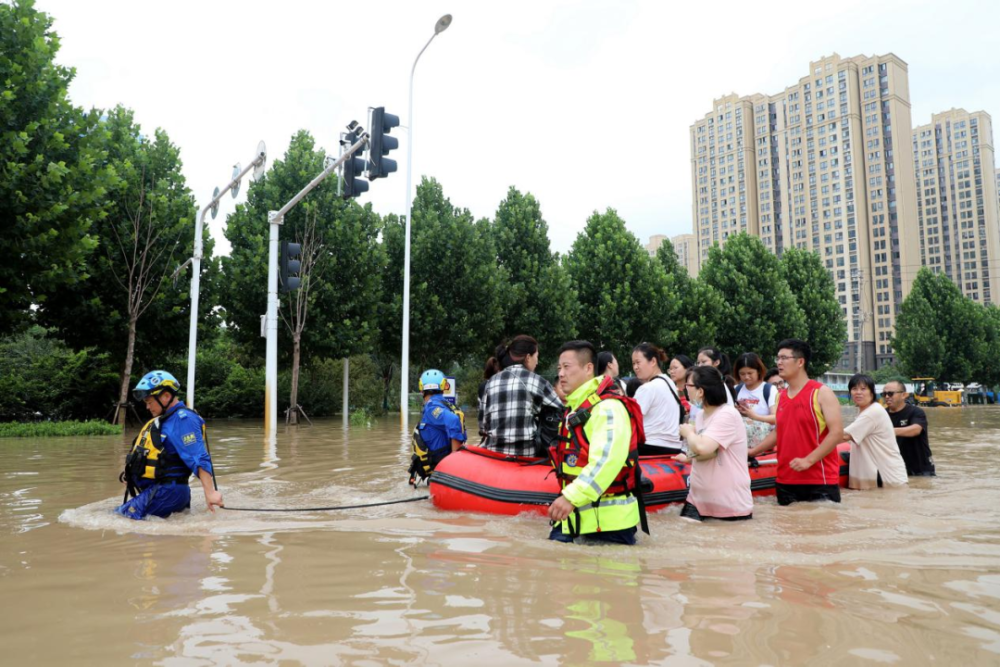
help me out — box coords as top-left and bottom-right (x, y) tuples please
(154, 392), (172, 414)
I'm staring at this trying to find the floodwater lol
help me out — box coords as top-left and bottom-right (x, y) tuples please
(2, 408), (999, 666)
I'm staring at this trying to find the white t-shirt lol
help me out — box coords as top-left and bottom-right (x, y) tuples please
(635, 375), (682, 448)
(844, 402), (909, 489)
(736, 382), (777, 417)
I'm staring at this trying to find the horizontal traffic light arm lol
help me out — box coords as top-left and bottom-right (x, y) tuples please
(274, 134), (368, 219)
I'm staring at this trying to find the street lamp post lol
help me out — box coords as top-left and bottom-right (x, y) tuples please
(181, 143), (267, 409)
(400, 13), (452, 427)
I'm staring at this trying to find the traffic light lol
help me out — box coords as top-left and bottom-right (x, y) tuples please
(367, 106), (399, 180)
(280, 241), (302, 292)
(342, 153), (369, 200)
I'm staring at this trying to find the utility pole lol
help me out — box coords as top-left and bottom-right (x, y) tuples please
(263, 130), (368, 444)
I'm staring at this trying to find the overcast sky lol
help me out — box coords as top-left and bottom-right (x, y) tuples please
(38, 0), (1000, 256)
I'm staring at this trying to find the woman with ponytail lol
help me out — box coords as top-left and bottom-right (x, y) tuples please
(480, 335), (564, 457)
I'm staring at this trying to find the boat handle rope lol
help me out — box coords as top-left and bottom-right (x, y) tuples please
(221, 496), (429, 513)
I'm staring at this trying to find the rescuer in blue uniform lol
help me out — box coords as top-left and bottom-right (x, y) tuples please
(417, 369), (467, 468)
(118, 370), (224, 520)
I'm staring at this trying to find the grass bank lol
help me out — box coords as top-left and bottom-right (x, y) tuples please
(0, 420), (123, 438)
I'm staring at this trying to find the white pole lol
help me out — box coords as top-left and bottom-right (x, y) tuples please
(265, 211), (281, 444)
(401, 18), (450, 426)
(186, 208), (205, 408)
(262, 138), (366, 443)
(184, 154), (262, 409)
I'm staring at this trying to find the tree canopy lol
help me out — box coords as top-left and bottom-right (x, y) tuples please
(564, 209), (677, 365)
(0, 0), (117, 333)
(492, 186), (578, 363)
(779, 247), (848, 377)
(698, 233), (808, 362)
(893, 268), (984, 382)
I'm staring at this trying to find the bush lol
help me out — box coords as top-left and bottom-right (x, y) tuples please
(0, 420), (122, 437)
(0, 327), (119, 421)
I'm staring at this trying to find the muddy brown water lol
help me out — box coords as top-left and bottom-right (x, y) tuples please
(2, 407), (999, 665)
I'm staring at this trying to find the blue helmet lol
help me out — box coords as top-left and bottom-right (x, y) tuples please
(133, 370), (181, 401)
(419, 369), (445, 392)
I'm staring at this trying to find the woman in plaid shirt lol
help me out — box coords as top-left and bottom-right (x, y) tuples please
(479, 335), (564, 457)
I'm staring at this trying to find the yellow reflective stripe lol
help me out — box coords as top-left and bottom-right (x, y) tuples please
(812, 388), (827, 434)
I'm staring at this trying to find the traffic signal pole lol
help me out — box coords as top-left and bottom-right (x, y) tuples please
(264, 134), (368, 444)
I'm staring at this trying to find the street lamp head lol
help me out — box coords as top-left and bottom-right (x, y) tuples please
(435, 14), (452, 34)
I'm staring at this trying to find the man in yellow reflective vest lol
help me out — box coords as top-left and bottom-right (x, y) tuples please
(548, 340), (641, 545)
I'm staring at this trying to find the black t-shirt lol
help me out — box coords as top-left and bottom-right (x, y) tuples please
(887, 404), (935, 476)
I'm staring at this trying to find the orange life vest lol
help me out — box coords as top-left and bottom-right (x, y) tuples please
(549, 375), (645, 497)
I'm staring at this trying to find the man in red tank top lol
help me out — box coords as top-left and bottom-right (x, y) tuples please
(747, 339), (844, 505)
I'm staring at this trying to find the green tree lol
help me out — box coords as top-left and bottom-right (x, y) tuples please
(779, 247), (848, 376)
(893, 268), (984, 382)
(492, 187), (578, 362)
(698, 233), (807, 363)
(377, 178), (506, 393)
(221, 131), (383, 415)
(36, 107), (201, 424)
(978, 305), (1000, 388)
(654, 239), (725, 355)
(564, 209), (678, 364)
(0, 0), (118, 333)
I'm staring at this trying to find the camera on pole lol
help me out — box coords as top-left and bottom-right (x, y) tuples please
(279, 241), (302, 292)
(367, 107), (399, 180)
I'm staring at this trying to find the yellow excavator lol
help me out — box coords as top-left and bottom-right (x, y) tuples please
(910, 378), (962, 407)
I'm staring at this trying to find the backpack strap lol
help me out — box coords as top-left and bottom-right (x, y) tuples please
(653, 375), (686, 424)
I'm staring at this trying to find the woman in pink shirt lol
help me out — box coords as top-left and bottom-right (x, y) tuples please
(675, 366), (753, 521)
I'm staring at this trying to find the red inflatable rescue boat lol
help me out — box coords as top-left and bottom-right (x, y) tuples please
(430, 443), (851, 515)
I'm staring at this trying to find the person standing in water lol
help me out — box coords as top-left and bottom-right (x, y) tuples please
(842, 374), (907, 490)
(549, 340), (643, 544)
(119, 371), (223, 520)
(882, 379), (936, 477)
(748, 339), (844, 506)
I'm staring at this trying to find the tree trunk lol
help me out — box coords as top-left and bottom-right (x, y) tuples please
(289, 332), (301, 425)
(381, 360), (394, 413)
(114, 317), (138, 425)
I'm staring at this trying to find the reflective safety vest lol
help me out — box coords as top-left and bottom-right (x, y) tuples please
(549, 375), (649, 535)
(120, 414), (193, 500)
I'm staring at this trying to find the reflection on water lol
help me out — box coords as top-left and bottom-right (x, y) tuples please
(0, 408), (998, 663)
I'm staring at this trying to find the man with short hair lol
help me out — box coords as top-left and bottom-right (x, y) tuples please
(883, 378), (935, 476)
(748, 339), (844, 505)
(119, 370), (223, 520)
(548, 340), (642, 544)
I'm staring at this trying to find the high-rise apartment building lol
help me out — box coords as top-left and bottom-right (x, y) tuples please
(690, 53), (920, 370)
(912, 109), (1000, 304)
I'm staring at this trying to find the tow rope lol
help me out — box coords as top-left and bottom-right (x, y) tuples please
(220, 496), (429, 513)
